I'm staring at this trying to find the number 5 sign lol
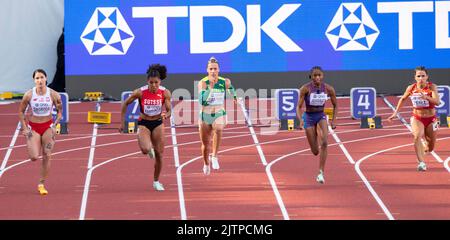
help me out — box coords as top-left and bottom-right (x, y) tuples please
(275, 89), (300, 120)
(350, 87), (377, 119)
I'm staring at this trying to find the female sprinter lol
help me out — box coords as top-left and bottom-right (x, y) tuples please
(18, 69), (62, 195)
(120, 64), (172, 191)
(198, 57), (237, 175)
(388, 66), (440, 171)
(296, 66), (337, 184)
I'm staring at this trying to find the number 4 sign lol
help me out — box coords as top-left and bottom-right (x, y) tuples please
(350, 87), (377, 119)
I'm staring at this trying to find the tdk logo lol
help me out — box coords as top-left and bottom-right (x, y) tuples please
(326, 3), (379, 51)
(80, 8), (134, 55)
(80, 2), (450, 55)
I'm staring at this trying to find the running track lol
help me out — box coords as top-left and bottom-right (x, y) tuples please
(0, 97), (448, 219)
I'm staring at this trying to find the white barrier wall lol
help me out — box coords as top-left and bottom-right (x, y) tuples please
(0, 0), (64, 92)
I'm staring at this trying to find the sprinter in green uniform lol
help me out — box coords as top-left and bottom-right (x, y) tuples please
(198, 57), (237, 175)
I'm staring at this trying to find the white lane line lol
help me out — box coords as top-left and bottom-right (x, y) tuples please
(328, 121), (355, 164)
(445, 157), (450, 172)
(355, 136), (450, 220)
(176, 125), (413, 220)
(266, 131), (417, 220)
(87, 104), (100, 169)
(0, 138), (138, 179)
(176, 163), (188, 220)
(383, 96), (446, 165)
(77, 130), (270, 220)
(170, 114), (180, 167)
(0, 122), (21, 171)
(0, 126), (279, 180)
(240, 98), (289, 219)
(79, 151), (141, 220)
(238, 98), (268, 166)
(0, 118), (407, 152)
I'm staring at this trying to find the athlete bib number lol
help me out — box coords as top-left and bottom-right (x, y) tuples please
(309, 93), (327, 106)
(410, 94), (429, 108)
(207, 92), (225, 106)
(143, 105), (162, 116)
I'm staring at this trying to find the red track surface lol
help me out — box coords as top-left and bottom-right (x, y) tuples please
(0, 97), (448, 219)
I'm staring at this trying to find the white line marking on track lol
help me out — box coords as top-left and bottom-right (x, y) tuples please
(239, 98), (268, 166)
(0, 138), (137, 180)
(170, 114), (180, 167)
(0, 122), (21, 171)
(175, 124), (413, 219)
(355, 136), (450, 220)
(265, 132), (415, 220)
(6, 98), (442, 219)
(77, 131), (258, 220)
(79, 151), (141, 220)
(0, 125), (280, 180)
(87, 104), (100, 169)
(328, 121), (355, 164)
(445, 157), (450, 173)
(240, 98), (289, 219)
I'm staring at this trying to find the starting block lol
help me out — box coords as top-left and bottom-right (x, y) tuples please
(123, 121), (138, 133)
(55, 122), (69, 134)
(280, 118), (300, 131)
(84, 92), (104, 101)
(361, 116), (382, 129)
(88, 111), (111, 124)
(439, 114), (450, 128)
(55, 123), (60, 134)
(324, 108), (334, 120)
(54, 123), (68, 134)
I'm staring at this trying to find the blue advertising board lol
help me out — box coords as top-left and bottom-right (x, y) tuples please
(275, 89), (299, 120)
(65, 0), (450, 75)
(121, 91), (141, 121)
(436, 85), (450, 116)
(350, 87), (376, 119)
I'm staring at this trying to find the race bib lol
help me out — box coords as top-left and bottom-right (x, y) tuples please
(143, 105), (162, 116)
(207, 92), (225, 106)
(410, 94), (429, 108)
(309, 93), (327, 106)
(32, 103), (53, 115)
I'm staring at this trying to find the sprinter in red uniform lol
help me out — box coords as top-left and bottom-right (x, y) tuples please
(120, 64), (172, 191)
(388, 66), (440, 171)
(18, 69), (62, 195)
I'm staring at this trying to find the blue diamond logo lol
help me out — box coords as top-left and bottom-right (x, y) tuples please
(81, 7), (134, 55)
(326, 3), (379, 51)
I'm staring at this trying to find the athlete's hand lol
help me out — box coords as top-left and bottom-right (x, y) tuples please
(161, 112), (167, 120)
(420, 93), (429, 100)
(21, 128), (32, 138)
(387, 113), (397, 122)
(330, 120), (337, 129)
(118, 123), (125, 133)
(51, 125), (56, 136)
(298, 120), (304, 130)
